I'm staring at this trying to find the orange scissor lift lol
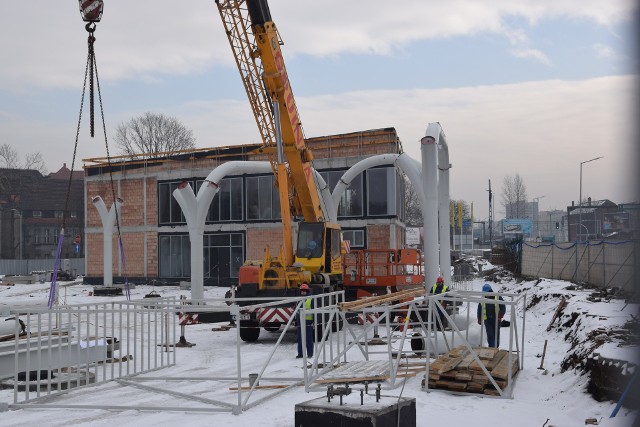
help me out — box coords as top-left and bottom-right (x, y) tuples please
(342, 248), (425, 301)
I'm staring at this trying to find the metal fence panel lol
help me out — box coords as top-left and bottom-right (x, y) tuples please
(521, 241), (636, 290)
(0, 259), (85, 277)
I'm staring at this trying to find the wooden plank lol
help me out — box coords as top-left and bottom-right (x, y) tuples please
(476, 347), (500, 360)
(486, 350), (507, 371)
(467, 382), (485, 393)
(315, 360), (391, 384)
(436, 355), (466, 374)
(546, 297), (568, 331)
(339, 288), (426, 311)
(492, 352), (519, 380)
(435, 379), (467, 391)
(457, 353), (476, 370)
(229, 384), (293, 391)
(472, 374), (490, 385)
(454, 371), (473, 381)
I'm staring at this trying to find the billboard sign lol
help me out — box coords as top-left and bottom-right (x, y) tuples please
(406, 227), (422, 246)
(502, 219), (532, 235)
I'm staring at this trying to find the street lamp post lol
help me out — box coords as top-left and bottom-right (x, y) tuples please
(533, 195), (545, 238)
(578, 156), (603, 241)
(10, 209), (22, 260)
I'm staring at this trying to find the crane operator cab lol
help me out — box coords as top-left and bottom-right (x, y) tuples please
(295, 222), (343, 283)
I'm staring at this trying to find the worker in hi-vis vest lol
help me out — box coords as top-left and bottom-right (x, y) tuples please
(296, 283), (314, 358)
(430, 276), (449, 330)
(477, 283), (506, 347)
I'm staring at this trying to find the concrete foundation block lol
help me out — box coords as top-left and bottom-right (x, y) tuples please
(295, 394), (416, 427)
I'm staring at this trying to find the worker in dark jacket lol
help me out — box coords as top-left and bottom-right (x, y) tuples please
(477, 283), (506, 347)
(430, 276), (449, 330)
(296, 283), (314, 359)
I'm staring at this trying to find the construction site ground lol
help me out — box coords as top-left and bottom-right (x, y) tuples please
(0, 258), (637, 427)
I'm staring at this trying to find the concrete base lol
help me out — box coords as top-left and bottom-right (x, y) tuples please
(295, 394), (415, 427)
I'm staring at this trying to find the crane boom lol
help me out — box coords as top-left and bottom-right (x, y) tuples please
(216, 0), (325, 222)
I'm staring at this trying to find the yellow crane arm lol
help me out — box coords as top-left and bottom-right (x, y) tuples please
(216, 0), (325, 222)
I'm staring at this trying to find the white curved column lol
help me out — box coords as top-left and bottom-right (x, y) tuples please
(421, 127), (439, 288)
(92, 196), (123, 287)
(173, 161), (272, 302)
(434, 124), (452, 286)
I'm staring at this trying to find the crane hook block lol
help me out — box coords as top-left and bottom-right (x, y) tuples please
(79, 0), (104, 23)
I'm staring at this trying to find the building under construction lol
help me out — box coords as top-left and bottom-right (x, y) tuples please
(83, 127), (409, 286)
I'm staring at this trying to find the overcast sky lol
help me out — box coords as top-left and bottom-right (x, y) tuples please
(0, 0), (637, 220)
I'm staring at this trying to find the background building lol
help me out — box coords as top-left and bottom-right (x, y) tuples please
(0, 164), (84, 260)
(83, 128), (408, 286)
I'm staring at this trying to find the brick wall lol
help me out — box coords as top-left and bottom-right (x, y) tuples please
(84, 128), (404, 282)
(367, 224), (390, 250)
(246, 227), (284, 260)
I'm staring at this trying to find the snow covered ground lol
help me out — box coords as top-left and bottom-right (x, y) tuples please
(0, 266), (638, 427)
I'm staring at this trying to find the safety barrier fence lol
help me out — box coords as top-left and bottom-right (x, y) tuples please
(2, 291), (348, 415)
(304, 289), (526, 399)
(521, 240), (637, 290)
(3, 298), (178, 409)
(0, 258), (85, 278)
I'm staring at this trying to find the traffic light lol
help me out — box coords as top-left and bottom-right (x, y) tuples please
(555, 222), (559, 230)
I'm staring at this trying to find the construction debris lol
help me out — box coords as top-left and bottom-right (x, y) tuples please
(424, 345), (519, 395)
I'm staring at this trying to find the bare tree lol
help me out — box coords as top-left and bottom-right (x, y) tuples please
(0, 144), (20, 169)
(115, 112), (196, 158)
(501, 173), (528, 218)
(404, 178), (422, 226)
(0, 143), (48, 174)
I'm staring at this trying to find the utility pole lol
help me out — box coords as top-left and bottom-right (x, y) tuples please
(487, 180), (493, 249)
(578, 156), (603, 241)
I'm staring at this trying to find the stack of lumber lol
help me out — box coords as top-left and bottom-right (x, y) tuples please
(424, 345), (519, 395)
(338, 287), (426, 311)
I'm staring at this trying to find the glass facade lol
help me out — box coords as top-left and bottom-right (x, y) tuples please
(156, 166), (403, 282)
(245, 175), (281, 220)
(204, 233), (244, 285)
(158, 234), (191, 278)
(319, 170), (363, 217)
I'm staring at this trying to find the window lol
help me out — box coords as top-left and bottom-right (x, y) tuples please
(246, 175), (281, 221)
(70, 211), (77, 218)
(54, 211), (63, 218)
(296, 222), (324, 258)
(158, 234), (191, 278)
(158, 181), (187, 224)
(44, 229), (51, 244)
(367, 167), (396, 216)
(319, 170), (363, 217)
(196, 177), (243, 222)
(203, 233), (244, 285)
(342, 229), (365, 249)
(33, 210), (42, 218)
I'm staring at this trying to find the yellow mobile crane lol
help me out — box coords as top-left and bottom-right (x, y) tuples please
(216, 0), (343, 340)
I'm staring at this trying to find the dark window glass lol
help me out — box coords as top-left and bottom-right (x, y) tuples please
(159, 234), (191, 278)
(203, 232), (244, 285)
(367, 168), (396, 216)
(319, 170), (363, 217)
(246, 175), (281, 220)
(158, 181), (187, 224)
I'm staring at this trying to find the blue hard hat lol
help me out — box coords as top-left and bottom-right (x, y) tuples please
(482, 283), (493, 292)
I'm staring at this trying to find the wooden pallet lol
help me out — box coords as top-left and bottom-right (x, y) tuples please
(425, 345), (519, 395)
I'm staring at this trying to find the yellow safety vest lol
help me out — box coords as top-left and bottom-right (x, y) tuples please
(431, 283), (448, 294)
(482, 296), (499, 320)
(304, 297), (313, 321)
